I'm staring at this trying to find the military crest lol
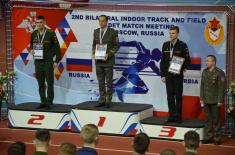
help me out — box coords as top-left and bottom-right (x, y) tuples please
(204, 17), (224, 46)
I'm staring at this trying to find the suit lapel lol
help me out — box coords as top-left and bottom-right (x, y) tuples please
(102, 27), (109, 42)
(172, 39), (180, 56)
(98, 27), (109, 44)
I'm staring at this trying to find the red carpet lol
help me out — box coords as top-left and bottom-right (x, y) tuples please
(0, 120), (235, 155)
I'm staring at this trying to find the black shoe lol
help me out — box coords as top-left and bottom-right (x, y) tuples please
(44, 104), (51, 109)
(214, 141), (221, 145)
(175, 119), (182, 124)
(98, 99), (105, 104)
(202, 139), (213, 144)
(105, 104), (110, 108)
(106, 99), (112, 104)
(164, 118), (175, 123)
(47, 102), (53, 105)
(95, 103), (105, 107)
(36, 104), (46, 109)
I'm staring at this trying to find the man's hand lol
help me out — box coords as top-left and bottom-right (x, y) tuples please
(103, 53), (108, 61)
(92, 53), (95, 60)
(53, 62), (58, 68)
(30, 49), (35, 55)
(161, 77), (166, 83)
(200, 100), (204, 107)
(217, 102), (223, 107)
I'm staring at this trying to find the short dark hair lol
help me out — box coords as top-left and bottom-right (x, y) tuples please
(206, 55), (217, 64)
(99, 14), (108, 21)
(133, 133), (150, 154)
(37, 15), (45, 20)
(35, 129), (50, 142)
(81, 124), (99, 144)
(160, 149), (176, 155)
(59, 143), (76, 155)
(170, 26), (179, 33)
(184, 130), (200, 150)
(8, 141), (26, 155)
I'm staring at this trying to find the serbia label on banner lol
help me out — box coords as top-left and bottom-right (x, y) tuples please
(13, 8), (226, 112)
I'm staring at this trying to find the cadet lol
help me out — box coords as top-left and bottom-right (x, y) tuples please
(200, 55), (226, 145)
(160, 26), (191, 124)
(30, 15), (61, 109)
(92, 15), (120, 108)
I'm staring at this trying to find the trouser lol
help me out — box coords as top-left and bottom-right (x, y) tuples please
(96, 65), (113, 104)
(165, 75), (183, 121)
(35, 60), (54, 104)
(204, 103), (221, 142)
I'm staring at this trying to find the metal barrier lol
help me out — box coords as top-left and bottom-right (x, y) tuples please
(224, 91), (235, 137)
(2, 0), (14, 106)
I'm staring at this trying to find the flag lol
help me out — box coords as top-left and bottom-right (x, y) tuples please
(66, 58), (92, 72)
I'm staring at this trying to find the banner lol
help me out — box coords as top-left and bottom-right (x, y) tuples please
(13, 8), (227, 112)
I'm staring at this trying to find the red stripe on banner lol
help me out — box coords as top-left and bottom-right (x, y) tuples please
(128, 129), (138, 136)
(153, 111), (169, 117)
(12, 8), (68, 59)
(190, 57), (201, 64)
(98, 117), (106, 127)
(67, 64), (92, 72)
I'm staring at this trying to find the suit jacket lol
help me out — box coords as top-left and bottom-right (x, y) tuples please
(92, 27), (120, 66)
(160, 39), (190, 77)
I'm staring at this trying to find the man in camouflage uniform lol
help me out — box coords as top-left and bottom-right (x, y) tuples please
(30, 15), (61, 109)
(200, 55), (226, 145)
(92, 15), (120, 108)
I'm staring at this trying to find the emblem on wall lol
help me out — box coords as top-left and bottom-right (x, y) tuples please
(204, 17), (224, 46)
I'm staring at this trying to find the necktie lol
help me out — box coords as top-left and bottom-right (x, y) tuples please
(101, 30), (104, 38)
(170, 43), (174, 58)
(170, 43), (174, 50)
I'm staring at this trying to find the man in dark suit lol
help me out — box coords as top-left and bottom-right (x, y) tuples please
(160, 26), (190, 124)
(92, 15), (120, 108)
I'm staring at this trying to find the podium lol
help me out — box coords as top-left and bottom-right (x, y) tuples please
(140, 117), (205, 140)
(71, 101), (153, 135)
(8, 102), (71, 131)
(8, 102), (205, 140)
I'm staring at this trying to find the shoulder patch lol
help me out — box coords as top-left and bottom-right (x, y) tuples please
(221, 76), (225, 82)
(215, 67), (224, 73)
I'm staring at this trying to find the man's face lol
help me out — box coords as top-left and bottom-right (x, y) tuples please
(169, 29), (179, 41)
(36, 19), (45, 30)
(99, 16), (108, 29)
(206, 57), (215, 68)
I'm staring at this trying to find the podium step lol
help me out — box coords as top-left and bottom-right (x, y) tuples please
(8, 102), (71, 130)
(71, 101), (153, 135)
(141, 116), (205, 140)
(73, 101), (153, 112)
(8, 102), (72, 113)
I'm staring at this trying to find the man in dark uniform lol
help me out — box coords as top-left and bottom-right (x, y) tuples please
(160, 26), (191, 124)
(30, 16), (61, 109)
(92, 15), (120, 108)
(200, 55), (226, 145)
